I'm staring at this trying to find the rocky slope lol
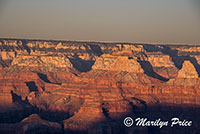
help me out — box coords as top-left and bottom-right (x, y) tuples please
(0, 39), (200, 134)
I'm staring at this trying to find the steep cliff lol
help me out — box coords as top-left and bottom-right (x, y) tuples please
(0, 39), (200, 134)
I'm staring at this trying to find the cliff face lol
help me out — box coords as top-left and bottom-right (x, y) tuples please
(0, 39), (200, 134)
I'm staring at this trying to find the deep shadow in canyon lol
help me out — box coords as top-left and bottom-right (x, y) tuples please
(0, 91), (36, 123)
(137, 57), (169, 82)
(25, 81), (38, 92)
(67, 44), (103, 73)
(1, 91), (71, 124)
(1, 94), (200, 134)
(68, 54), (95, 72)
(143, 45), (200, 77)
(87, 44), (103, 57)
(63, 104), (200, 134)
(37, 73), (51, 83)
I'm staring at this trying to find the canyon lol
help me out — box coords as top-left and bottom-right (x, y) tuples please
(0, 39), (200, 134)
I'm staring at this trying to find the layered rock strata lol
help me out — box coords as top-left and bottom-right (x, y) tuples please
(0, 39), (200, 134)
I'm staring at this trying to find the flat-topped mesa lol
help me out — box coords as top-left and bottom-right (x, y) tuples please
(11, 55), (73, 68)
(92, 54), (144, 73)
(177, 60), (199, 78)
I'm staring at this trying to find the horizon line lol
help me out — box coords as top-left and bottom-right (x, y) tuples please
(0, 37), (199, 46)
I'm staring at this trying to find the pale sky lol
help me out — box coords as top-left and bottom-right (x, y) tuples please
(0, 0), (200, 44)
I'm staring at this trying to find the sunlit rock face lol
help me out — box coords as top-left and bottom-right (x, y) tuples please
(0, 39), (200, 134)
(177, 60), (199, 78)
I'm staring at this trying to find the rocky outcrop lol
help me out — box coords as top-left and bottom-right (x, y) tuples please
(92, 54), (144, 73)
(0, 114), (62, 134)
(0, 39), (200, 134)
(177, 60), (199, 78)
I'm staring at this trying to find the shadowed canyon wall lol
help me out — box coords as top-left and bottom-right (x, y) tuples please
(0, 39), (200, 134)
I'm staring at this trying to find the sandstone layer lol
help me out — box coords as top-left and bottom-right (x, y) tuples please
(0, 39), (200, 134)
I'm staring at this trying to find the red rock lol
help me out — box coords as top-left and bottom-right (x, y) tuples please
(0, 39), (200, 133)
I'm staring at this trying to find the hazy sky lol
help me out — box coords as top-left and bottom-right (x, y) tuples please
(0, 0), (200, 44)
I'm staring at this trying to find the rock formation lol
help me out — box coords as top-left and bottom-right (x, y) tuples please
(0, 39), (200, 134)
(177, 60), (199, 78)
